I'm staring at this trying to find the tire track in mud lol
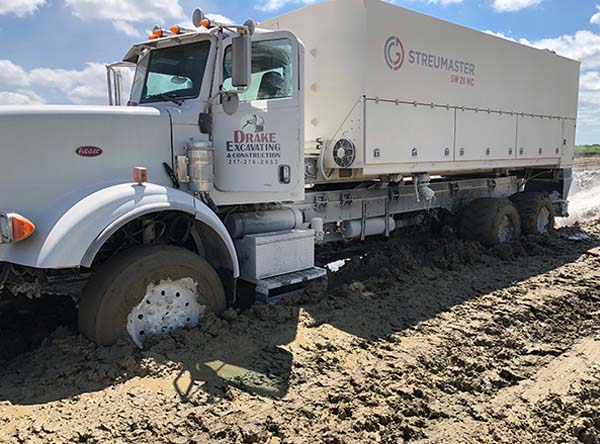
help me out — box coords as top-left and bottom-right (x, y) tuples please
(1, 226), (600, 443)
(392, 252), (600, 443)
(421, 337), (600, 444)
(269, 245), (600, 443)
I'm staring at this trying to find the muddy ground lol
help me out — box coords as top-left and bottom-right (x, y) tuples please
(1, 160), (600, 444)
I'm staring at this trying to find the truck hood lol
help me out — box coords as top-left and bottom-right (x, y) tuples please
(0, 103), (167, 118)
(0, 103), (173, 225)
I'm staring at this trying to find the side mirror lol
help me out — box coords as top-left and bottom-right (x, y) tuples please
(231, 30), (251, 89)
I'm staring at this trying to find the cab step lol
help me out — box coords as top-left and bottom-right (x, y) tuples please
(255, 267), (327, 304)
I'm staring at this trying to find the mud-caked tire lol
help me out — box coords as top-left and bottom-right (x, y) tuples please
(78, 246), (226, 346)
(460, 198), (521, 247)
(510, 192), (555, 235)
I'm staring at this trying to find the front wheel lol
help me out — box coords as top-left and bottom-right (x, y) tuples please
(78, 246), (226, 346)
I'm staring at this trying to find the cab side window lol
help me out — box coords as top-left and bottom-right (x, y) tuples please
(223, 39), (293, 101)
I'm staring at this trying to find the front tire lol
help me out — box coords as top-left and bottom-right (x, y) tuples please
(78, 246), (226, 346)
(460, 198), (521, 247)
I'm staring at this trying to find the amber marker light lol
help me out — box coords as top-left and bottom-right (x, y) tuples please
(0, 212), (36, 243)
(149, 28), (163, 40)
(133, 167), (148, 184)
(11, 214), (36, 242)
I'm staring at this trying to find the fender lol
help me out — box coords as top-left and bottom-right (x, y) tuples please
(23, 182), (238, 276)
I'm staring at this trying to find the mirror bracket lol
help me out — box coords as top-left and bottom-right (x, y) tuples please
(220, 92), (240, 115)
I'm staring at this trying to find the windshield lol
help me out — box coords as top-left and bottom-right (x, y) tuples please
(130, 41), (211, 105)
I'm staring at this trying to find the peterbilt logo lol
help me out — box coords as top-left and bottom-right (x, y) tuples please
(384, 36), (405, 71)
(75, 146), (103, 157)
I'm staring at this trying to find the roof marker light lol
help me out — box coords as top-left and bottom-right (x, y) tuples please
(170, 25), (181, 35)
(149, 26), (163, 40)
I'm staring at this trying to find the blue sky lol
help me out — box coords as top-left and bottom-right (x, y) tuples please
(0, 0), (599, 144)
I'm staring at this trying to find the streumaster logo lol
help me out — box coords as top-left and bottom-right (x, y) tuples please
(226, 115), (281, 166)
(384, 35), (477, 86)
(384, 36), (405, 71)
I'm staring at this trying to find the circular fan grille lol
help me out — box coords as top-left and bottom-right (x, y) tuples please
(333, 139), (356, 168)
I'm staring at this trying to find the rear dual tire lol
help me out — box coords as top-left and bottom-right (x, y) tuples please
(459, 193), (556, 247)
(460, 198), (521, 247)
(510, 192), (555, 235)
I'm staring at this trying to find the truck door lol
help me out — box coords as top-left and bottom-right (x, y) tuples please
(213, 33), (302, 193)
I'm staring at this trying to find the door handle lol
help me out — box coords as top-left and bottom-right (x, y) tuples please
(279, 165), (291, 184)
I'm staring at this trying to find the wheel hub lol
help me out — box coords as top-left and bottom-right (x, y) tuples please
(537, 207), (551, 233)
(127, 277), (205, 347)
(497, 215), (515, 243)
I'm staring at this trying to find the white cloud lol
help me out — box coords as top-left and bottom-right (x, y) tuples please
(531, 31), (600, 69)
(486, 30), (600, 69)
(27, 63), (111, 104)
(255, 0), (465, 13)
(206, 13), (234, 25)
(64, 0), (234, 37)
(65, 0), (185, 23)
(0, 59), (134, 106)
(578, 75), (600, 136)
(575, 93), (600, 142)
(0, 60), (30, 87)
(427, 0), (463, 4)
(0, 0), (46, 17)
(0, 90), (45, 105)
(492, 0), (543, 12)
(257, 0), (292, 12)
(256, 0), (317, 13)
(581, 71), (600, 91)
(591, 4), (600, 25)
(112, 20), (143, 38)
(483, 29), (530, 44)
(65, 0), (185, 36)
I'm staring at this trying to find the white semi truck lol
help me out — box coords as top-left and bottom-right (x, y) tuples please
(0, 0), (580, 346)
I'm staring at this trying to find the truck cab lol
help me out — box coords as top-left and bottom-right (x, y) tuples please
(120, 18), (305, 205)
